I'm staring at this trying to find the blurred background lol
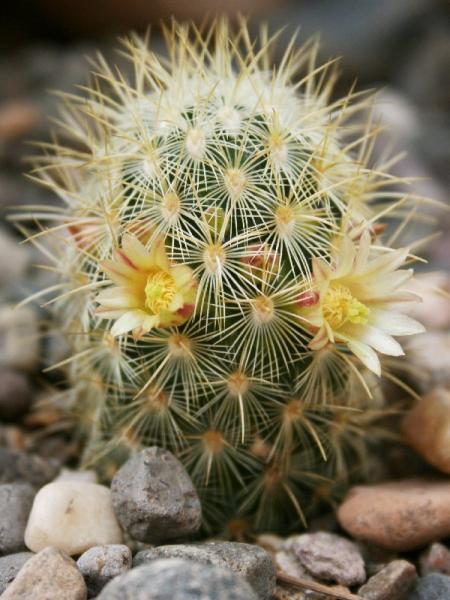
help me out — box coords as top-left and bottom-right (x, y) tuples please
(0, 0), (448, 473)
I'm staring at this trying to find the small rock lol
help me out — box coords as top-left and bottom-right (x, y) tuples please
(409, 573), (450, 600)
(256, 533), (285, 553)
(403, 388), (450, 474)
(77, 544), (131, 597)
(24, 481), (123, 555)
(133, 541), (276, 600)
(287, 532), (366, 586)
(0, 552), (33, 594)
(275, 550), (313, 580)
(0, 369), (32, 421)
(406, 332), (450, 390)
(358, 542), (398, 577)
(97, 558), (259, 600)
(111, 447), (201, 543)
(0, 229), (30, 289)
(338, 479), (450, 551)
(358, 559), (417, 600)
(55, 468), (98, 483)
(0, 100), (41, 142)
(0, 305), (39, 371)
(0, 483), (35, 555)
(420, 543), (450, 576)
(1, 546), (87, 600)
(0, 448), (59, 486)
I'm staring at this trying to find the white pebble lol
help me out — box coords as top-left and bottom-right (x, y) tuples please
(24, 481), (122, 556)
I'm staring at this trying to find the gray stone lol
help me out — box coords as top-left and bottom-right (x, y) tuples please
(420, 543), (450, 576)
(1, 546), (87, 599)
(0, 448), (59, 487)
(0, 483), (35, 555)
(77, 544), (132, 597)
(0, 229), (30, 289)
(97, 558), (258, 600)
(0, 552), (33, 594)
(358, 559), (417, 599)
(409, 573), (450, 600)
(0, 305), (39, 371)
(133, 541), (276, 600)
(0, 369), (32, 420)
(289, 532), (366, 586)
(111, 447), (201, 543)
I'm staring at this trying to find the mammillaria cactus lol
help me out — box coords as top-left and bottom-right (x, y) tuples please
(24, 19), (425, 533)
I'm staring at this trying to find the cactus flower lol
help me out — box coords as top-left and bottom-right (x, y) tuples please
(96, 234), (197, 338)
(297, 233), (425, 375)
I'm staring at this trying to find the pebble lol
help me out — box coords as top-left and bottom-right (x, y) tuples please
(0, 483), (35, 555)
(406, 332), (450, 390)
(358, 559), (417, 600)
(338, 479), (450, 551)
(133, 541), (276, 600)
(0, 369), (32, 420)
(55, 468), (98, 483)
(0, 305), (39, 371)
(402, 388), (450, 474)
(0, 229), (30, 289)
(409, 573), (450, 600)
(24, 481), (123, 555)
(111, 447), (201, 543)
(77, 544), (131, 597)
(285, 531), (366, 586)
(0, 448), (59, 486)
(275, 550), (313, 580)
(419, 542), (450, 576)
(0, 100), (41, 142)
(0, 552), (33, 594)
(1, 546), (87, 600)
(97, 557), (259, 600)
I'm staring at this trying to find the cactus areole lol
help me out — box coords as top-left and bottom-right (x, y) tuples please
(27, 20), (424, 533)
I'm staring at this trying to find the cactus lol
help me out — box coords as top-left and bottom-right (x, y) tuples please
(25, 19), (425, 534)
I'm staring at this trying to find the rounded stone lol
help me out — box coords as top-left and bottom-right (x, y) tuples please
(111, 447), (201, 543)
(286, 532), (366, 586)
(403, 387), (450, 474)
(1, 546), (87, 600)
(24, 481), (123, 556)
(0, 369), (32, 421)
(0, 552), (34, 594)
(409, 573), (450, 600)
(0, 483), (35, 555)
(338, 479), (450, 551)
(0, 448), (59, 487)
(97, 558), (259, 600)
(133, 541), (276, 600)
(77, 544), (132, 597)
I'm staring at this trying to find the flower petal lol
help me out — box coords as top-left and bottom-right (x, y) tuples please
(370, 310), (425, 336)
(111, 310), (148, 337)
(347, 339), (381, 376)
(360, 325), (404, 356)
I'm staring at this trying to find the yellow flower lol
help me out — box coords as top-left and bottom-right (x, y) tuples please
(296, 232), (425, 375)
(96, 234), (197, 338)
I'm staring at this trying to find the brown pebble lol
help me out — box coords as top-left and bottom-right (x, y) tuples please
(0, 100), (41, 142)
(403, 387), (450, 474)
(358, 559), (417, 600)
(338, 479), (450, 551)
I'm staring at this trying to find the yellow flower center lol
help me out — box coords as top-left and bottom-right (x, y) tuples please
(322, 283), (369, 330)
(144, 271), (176, 314)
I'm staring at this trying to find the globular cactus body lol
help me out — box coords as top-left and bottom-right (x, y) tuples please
(27, 20), (424, 533)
